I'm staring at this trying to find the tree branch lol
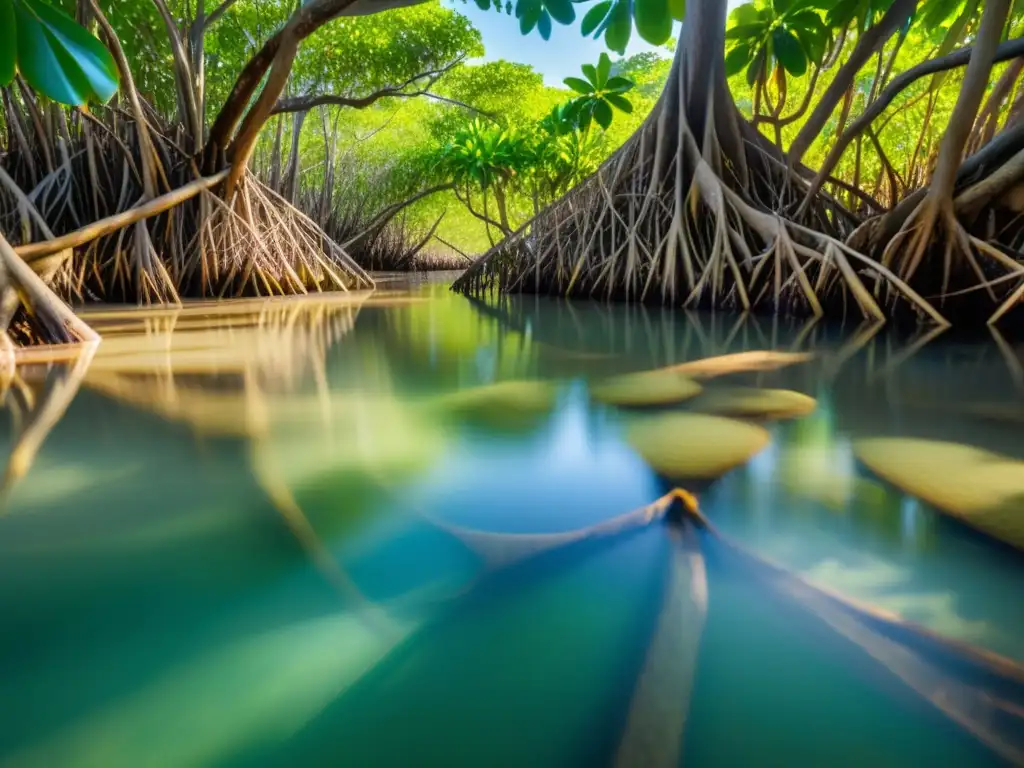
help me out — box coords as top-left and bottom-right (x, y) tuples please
(801, 37), (1024, 211)
(203, 0), (430, 167)
(269, 57), (490, 116)
(454, 186), (508, 234)
(341, 182), (456, 248)
(788, 0), (919, 170)
(203, 0), (240, 29)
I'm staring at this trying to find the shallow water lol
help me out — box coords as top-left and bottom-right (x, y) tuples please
(0, 274), (1022, 767)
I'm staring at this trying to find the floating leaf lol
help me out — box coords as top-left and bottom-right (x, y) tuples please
(671, 351), (813, 378)
(854, 438), (1024, 550)
(431, 380), (557, 434)
(695, 387), (817, 421)
(590, 369), (702, 407)
(626, 413), (770, 480)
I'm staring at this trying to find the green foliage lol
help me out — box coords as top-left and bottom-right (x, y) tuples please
(463, 0), (681, 53)
(0, 0), (118, 105)
(439, 118), (533, 189)
(725, 1), (832, 81)
(562, 53), (634, 131)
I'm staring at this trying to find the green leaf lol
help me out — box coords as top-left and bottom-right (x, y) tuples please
(604, 75), (634, 92)
(726, 22), (769, 41)
(519, 0), (542, 34)
(14, 1), (90, 104)
(825, 0), (859, 28)
(730, 3), (761, 25)
(604, 0), (631, 54)
(537, 9), (552, 37)
(14, 0), (118, 105)
(634, 0), (672, 44)
(920, 0), (960, 29)
(746, 46), (766, 86)
(597, 51), (612, 86)
(543, 0), (576, 24)
(580, 1), (612, 35)
(474, 0), (490, 10)
(0, 0), (15, 86)
(564, 76), (594, 93)
(668, 0), (684, 21)
(773, 27), (806, 75)
(725, 44), (754, 77)
(576, 99), (595, 130)
(22, 0), (118, 102)
(772, 0), (793, 14)
(582, 62), (599, 86)
(604, 92), (632, 113)
(593, 99), (613, 130)
(790, 13), (829, 63)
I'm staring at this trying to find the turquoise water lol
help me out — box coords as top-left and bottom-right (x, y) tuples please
(0, 275), (1021, 766)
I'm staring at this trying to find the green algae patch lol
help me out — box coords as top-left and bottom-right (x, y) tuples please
(625, 413), (770, 480)
(590, 370), (702, 407)
(854, 437), (1024, 551)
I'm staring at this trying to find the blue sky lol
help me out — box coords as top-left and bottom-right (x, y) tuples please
(443, 0), (744, 86)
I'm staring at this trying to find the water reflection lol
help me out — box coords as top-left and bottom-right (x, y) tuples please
(0, 279), (1022, 766)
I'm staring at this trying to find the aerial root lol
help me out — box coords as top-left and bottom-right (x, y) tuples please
(879, 196), (1024, 323)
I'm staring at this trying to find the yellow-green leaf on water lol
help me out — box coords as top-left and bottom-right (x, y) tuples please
(854, 438), (1024, 550)
(431, 380), (557, 432)
(671, 351), (813, 379)
(590, 370), (702, 407)
(696, 387), (817, 421)
(625, 413), (770, 480)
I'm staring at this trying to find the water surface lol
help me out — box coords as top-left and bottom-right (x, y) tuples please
(0, 274), (1022, 766)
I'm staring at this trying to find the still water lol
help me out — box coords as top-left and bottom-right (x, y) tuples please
(0, 274), (1022, 766)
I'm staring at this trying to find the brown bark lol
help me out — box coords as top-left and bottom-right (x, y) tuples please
(929, 0), (1011, 201)
(283, 110), (307, 204)
(788, 0), (919, 170)
(203, 0), (429, 174)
